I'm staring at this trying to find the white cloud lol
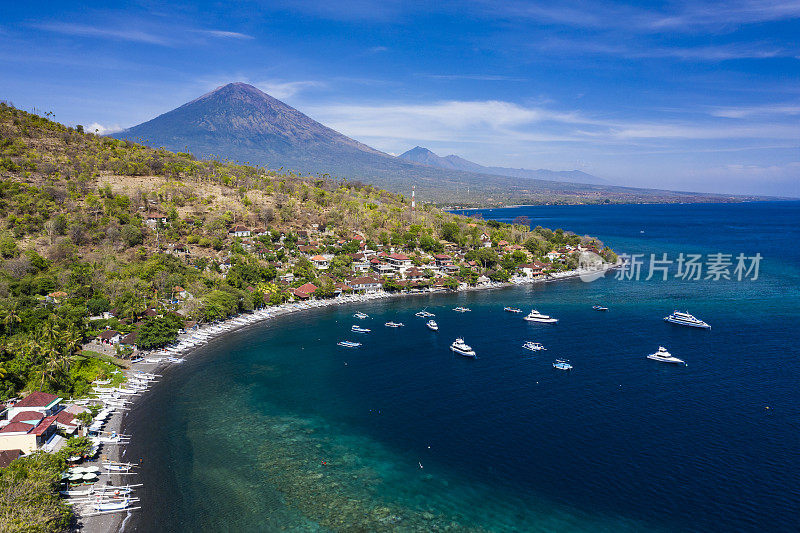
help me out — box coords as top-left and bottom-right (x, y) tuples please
(709, 104), (800, 118)
(197, 30), (254, 40)
(304, 99), (800, 148)
(85, 122), (123, 135)
(255, 80), (325, 99)
(34, 22), (168, 45)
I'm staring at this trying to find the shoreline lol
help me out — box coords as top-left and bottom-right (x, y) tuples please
(75, 266), (611, 533)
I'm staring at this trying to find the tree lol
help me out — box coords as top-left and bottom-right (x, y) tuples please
(442, 277), (459, 290)
(512, 215), (531, 227)
(0, 452), (72, 532)
(136, 315), (183, 350)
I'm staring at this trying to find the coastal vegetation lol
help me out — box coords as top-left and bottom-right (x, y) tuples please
(0, 102), (614, 531)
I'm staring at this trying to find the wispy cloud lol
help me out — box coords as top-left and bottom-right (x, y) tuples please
(304, 98), (800, 151)
(255, 80), (325, 99)
(368, 46), (388, 53)
(422, 74), (527, 81)
(34, 22), (168, 45)
(196, 29), (254, 40)
(709, 103), (800, 118)
(531, 38), (791, 61)
(490, 1), (800, 33)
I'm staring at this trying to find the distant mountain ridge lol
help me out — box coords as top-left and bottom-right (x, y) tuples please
(112, 82), (760, 206)
(398, 146), (609, 185)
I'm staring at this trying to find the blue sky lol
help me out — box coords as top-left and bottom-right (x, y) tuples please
(2, 1), (799, 196)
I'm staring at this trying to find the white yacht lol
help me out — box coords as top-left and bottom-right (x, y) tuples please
(415, 310), (435, 318)
(450, 338), (476, 358)
(385, 321), (404, 328)
(426, 320), (439, 331)
(522, 341), (546, 351)
(647, 346), (685, 365)
(353, 312), (369, 319)
(524, 310), (558, 323)
(504, 307), (522, 313)
(664, 311), (710, 329)
(337, 340), (362, 348)
(351, 325), (371, 333)
(453, 307), (471, 313)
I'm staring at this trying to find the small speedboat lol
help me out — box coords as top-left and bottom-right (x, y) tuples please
(385, 321), (404, 328)
(415, 310), (435, 318)
(450, 338), (476, 358)
(524, 310), (558, 323)
(647, 346), (685, 365)
(337, 340), (362, 348)
(504, 307), (522, 313)
(426, 320), (439, 331)
(351, 325), (371, 333)
(592, 305), (608, 311)
(353, 312), (369, 319)
(453, 307), (471, 313)
(664, 311), (710, 329)
(523, 341), (545, 351)
(553, 359), (573, 370)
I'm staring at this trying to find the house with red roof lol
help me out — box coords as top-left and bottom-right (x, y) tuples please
(228, 225), (251, 238)
(433, 254), (453, 267)
(387, 253), (412, 274)
(98, 329), (122, 345)
(293, 282), (317, 299)
(0, 409), (59, 454)
(347, 276), (382, 292)
(6, 392), (62, 420)
(145, 211), (167, 228)
(310, 254), (332, 270)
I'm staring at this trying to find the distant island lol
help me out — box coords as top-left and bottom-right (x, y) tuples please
(398, 146), (610, 185)
(110, 83), (774, 207)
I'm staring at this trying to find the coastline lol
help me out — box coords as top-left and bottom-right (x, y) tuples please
(75, 266), (610, 533)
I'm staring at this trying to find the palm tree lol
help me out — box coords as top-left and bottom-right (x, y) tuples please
(0, 303), (21, 334)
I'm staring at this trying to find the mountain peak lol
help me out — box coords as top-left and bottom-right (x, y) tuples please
(398, 145), (609, 185)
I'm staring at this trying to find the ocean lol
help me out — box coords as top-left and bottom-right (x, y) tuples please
(124, 201), (800, 532)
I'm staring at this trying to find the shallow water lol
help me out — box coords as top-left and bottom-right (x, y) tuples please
(125, 201), (800, 532)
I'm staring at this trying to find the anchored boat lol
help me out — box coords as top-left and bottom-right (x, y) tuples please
(450, 338), (476, 358)
(647, 346), (686, 365)
(524, 310), (558, 323)
(337, 340), (362, 348)
(553, 359), (573, 370)
(522, 341), (546, 351)
(426, 319), (439, 331)
(664, 310), (710, 329)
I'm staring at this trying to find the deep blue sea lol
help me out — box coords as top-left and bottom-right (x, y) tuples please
(125, 202), (800, 532)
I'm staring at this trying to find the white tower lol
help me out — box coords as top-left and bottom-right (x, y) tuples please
(411, 185), (416, 210)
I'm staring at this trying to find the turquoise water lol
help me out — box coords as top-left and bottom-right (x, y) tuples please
(125, 202), (800, 532)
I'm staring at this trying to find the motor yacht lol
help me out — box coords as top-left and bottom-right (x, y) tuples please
(647, 346), (685, 365)
(351, 325), (371, 333)
(415, 310), (435, 318)
(592, 305), (608, 311)
(524, 310), (558, 323)
(553, 359), (573, 370)
(453, 307), (471, 313)
(337, 341), (362, 348)
(353, 312), (369, 319)
(504, 307), (522, 313)
(450, 338), (476, 358)
(664, 311), (710, 329)
(385, 321), (404, 328)
(522, 341), (546, 351)
(426, 319), (439, 331)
